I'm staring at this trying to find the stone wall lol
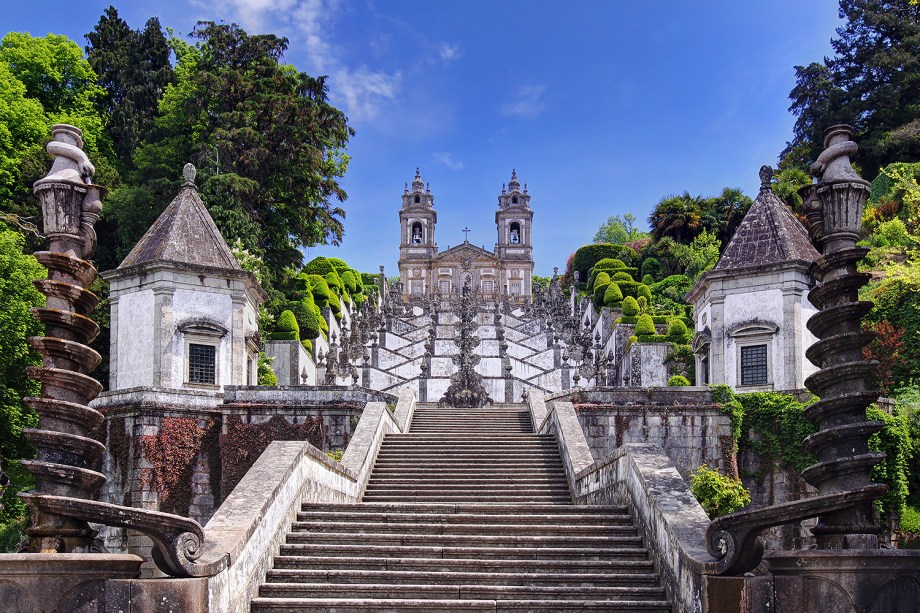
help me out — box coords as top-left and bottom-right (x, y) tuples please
(551, 388), (734, 478)
(93, 385), (395, 572)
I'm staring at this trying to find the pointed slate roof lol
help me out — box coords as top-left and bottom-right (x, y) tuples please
(714, 166), (819, 271)
(118, 165), (241, 270)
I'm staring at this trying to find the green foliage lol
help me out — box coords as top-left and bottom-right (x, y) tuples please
(0, 518), (25, 553)
(270, 309), (300, 341)
(594, 258), (627, 272)
(572, 243), (621, 280)
(641, 274), (655, 286)
(868, 405), (913, 517)
(864, 218), (914, 248)
(301, 338), (312, 353)
(783, 1), (920, 176)
(257, 353), (277, 386)
(660, 230), (721, 280)
(665, 343), (695, 381)
(634, 313), (656, 337)
(690, 465), (751, 518)
(737, 391), (817, 473)
(649, 192), (704, 244)
(650, 274), (694, 313)
(894, 386), (920, 508)
(667, 318), (691, 343)
(0, 226), (44, 522)
(325, 448), (344, 462)
(603, 282), (623, 307)
(636, 283), (652, 302)
(593, 213), (647, 245)
(863, 258), (920, 389)
(901, 506), (920, 536)
(611, 271), (633, 282)
(304, 256), (336, 277)
(710, 384), (743, 451)
(668, 375), (691, 387)
(308, 274), (333, 308)
(621, 296), (640, 317)
(640, 257), (663, 281)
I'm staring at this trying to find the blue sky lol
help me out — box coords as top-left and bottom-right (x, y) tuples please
(4, 1), (843, 275)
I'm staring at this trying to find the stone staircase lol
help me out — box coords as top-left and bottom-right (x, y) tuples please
(250, 403), (672, 611)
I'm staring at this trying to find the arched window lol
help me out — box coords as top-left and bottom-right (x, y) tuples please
(414, 194), (420, 203)
(411, 221), (423, 244)
(512, 195), (518, 204)
(510, 222), (521, 244)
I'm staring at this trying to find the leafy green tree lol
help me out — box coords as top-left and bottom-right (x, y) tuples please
(658, 230), (721, 281)
(85, 6), (174, 170)
(785, 1), (920, 176)
(0, 226), (44, 524)
(690, 465), (751, 518)
(648, 192), (704, 244)
(706, 188), (752, 247)
(593, 213), (647, 244)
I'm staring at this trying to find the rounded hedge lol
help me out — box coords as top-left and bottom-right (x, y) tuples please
(641, 274), (655, 286)
(635, 313), (657, 336)
(668, 375), (691, 387)
(304, 256), (336, 277)
(637, 283), (653, 302)
(622, 296), (640, 317)
(341, 269), (358, 294)
(612, 271), (633, 282)
(593, 258), (627, 272)
(573, 244), (621, 280)
(273, 310), (300, 340)
(604, 282), (623, 306)
(594, 281), (611, 306)
(667, 318), (690, 343)
(640, 257), (663, 281)
(308, 274), (333, 308)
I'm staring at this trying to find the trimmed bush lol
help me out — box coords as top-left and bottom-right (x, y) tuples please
(593, 258), (627, 272)
(617, 280), (641, 298)
(603, 282), (623, 307)
(301, 339), (313, 353)
(270, 310), (300, 341)
(667, 318), (691, 343)
(594, 271), (611, 287)
(641, 274), (655, 286)
(341, 269), (358, 294)
(637, 283), (652, 302)
(304, 256), (336, 277)
(612, 271), (633, 282)
(573, 244), (621, 280)
(641, 257), (663, 281)
(635, 313), (656, 337)
(594, 281), (611, 307)
(622, 296), (640, 317)
(690, 465), (751, 518)
(668, 375), (691, 387)
(308, 274), (333, 308)
(327, 257), (350, 275)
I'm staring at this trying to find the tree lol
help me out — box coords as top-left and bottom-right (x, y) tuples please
(119, 22), (353, 303)
(0, 225), (44, 524)
(784, 1), (920, 176)
(706, 188), (753, 247)
(594, 213), (647, 244)
(85, 6), (174, 170)
(648, 192), (704, 244)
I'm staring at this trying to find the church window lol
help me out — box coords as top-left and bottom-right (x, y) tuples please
(414, 194), (420, 203)
(740, 344), (768, 386)
(510, 222), (521, 244)
(482, 280), (494, 295)
(411, 222), (423, 244)
(410, 280), (423, 295)
(512, 196), (518, 204)
(188, 343), (217, 385)
(509, 281), (522, 295)
(440, 280), (451, 294)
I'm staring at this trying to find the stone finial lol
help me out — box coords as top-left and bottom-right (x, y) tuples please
(182, 163), (197, 187)
(404, 182), (409, 193)
(34, 124), (95, 188)
(811, 124), (865, 183)
(759, 165), (773, 191)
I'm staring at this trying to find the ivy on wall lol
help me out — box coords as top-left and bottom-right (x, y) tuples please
(140, 416), (212, 516)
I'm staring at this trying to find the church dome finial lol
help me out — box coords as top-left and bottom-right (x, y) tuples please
(412, 167), (425, 192)
(183, 163), (197, 188)
(508, 168), (521, 192)
(759, 165), (774, 192)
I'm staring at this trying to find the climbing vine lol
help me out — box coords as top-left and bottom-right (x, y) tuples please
(736, 391), (816, 473)
(140, 416), (212, 516)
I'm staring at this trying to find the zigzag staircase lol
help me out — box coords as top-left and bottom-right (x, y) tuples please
(250, 403), (672, 611)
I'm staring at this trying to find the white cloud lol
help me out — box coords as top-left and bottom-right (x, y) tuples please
(433, 152), (465, 171)
(219, 0), (298, 32)
(501, 84), (549, 120)
(438, 43), (462, 63)
(333, 66), (402, 121)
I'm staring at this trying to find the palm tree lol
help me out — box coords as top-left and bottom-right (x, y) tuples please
(648, 192), (703, 245)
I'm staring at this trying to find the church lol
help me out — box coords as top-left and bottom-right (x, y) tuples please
(397, 168), (534, 302)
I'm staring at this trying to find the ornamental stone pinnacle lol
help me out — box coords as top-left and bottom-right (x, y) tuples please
(183, 162), (197, 187)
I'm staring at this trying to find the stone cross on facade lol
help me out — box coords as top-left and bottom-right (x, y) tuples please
(462, 227), (470, 242)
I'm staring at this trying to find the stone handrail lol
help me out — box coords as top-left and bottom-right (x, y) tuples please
(190, 389), (416, 612)
(528, 393), (719, 613)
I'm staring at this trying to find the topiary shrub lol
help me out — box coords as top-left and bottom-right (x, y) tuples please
(622, 296), (640, 317)
(641, 274), (655, 286)
(594, 281), (611, 307)
(637, 283), (652, 302)
(327, 257), (350, 275)
(573, 244), (622, 280)
(617, 280), (641, 298)
(635, 313), (656, 337)
(308, 274), (333, 308)
(594, 271), (611, 288)
(690, 464), (751, 518)
(304, 256), (336, 277)
(641, 257), (663, 281)
(301, 339), (313, 353)
(603, 282), (623, 307)
(612, 271), (633, 282)
(667, 318), (691, 343)
(270, 310), (300, 341)
(667, 375), (691, 387)
(593, 258), (627, 272)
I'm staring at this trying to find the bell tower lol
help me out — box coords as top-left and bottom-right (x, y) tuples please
(495, 169), (534, 298)
(398, 168), (437, 296)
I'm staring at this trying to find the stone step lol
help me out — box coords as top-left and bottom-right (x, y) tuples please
(379, 440), (557, 447)
(373, 452), (561, 460)
(301, 503), (616, 513)
(271, 555), (653, 574)
(263, 568), (660, 587)
(258, 582), (668, 601)
(290, 521), (635, 536)
(278, 543), (652, 561)
(285, 532), (639, 549)
(366, 478), (569, 487)
(251, 597), (672, 612)
(361, 486), (570, 496)
(295, 511), (631, 525)
(363, 493), (572, 505)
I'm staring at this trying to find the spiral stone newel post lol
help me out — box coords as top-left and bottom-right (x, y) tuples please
(21, 125), (107, 553)
(800, 124), (886, 549)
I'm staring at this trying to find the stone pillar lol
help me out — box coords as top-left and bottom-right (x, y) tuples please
(152, 287), (174, 388)
(782, 285), (805, 389)
(710, 295), (726, 385)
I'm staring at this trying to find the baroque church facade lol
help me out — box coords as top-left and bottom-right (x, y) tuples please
(397, 168), (534, 302)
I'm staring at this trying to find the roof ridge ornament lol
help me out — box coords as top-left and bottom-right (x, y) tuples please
(759, 165), (773, 192)
(183, 163), (197, 188)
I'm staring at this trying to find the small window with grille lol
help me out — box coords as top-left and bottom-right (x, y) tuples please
(188, 343), (216, 385)
(740, 344), (768, 386)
